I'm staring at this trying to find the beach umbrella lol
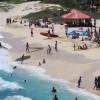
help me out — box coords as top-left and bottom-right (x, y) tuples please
(80, 31), (89, 36)
(68, 31), (77, 36)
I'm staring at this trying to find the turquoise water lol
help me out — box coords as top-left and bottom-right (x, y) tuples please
(0, 69), (96, 100)
(0, 49), (98, 100)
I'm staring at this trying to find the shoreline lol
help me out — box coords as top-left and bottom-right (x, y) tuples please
(1, 24), (100, 98)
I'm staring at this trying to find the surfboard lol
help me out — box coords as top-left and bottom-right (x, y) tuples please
(40, 32), (59, 38)
(15, 55), (31, 61)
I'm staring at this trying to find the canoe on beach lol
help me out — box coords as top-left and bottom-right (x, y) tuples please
(15, 55), (31, 61)
(40, 32), (59, 38)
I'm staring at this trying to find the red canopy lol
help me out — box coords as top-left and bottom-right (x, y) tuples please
(62, 9), (91, 20)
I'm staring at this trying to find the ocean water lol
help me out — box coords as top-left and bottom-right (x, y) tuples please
(0, 47), (99, 100)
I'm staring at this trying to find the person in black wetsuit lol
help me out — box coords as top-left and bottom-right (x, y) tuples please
(53, 95), (58, 100)
(52, 87), (57, 93)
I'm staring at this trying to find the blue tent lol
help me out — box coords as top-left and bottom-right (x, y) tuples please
(80, 31), (88, 36)
(67, 31), (77, 36)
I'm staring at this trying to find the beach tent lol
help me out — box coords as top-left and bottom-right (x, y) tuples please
(68, 31), (77, 36)
(62, 9), (91, 20)
(79, 31), (89, 36)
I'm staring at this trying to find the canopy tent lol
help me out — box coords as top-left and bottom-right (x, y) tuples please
(62, 9), (91, 20)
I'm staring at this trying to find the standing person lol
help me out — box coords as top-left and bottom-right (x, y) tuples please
(48, 45), (51, 54)
(77, 76), (82, 88)
(65, 24), (68, 36)
(75, 97), (78, 100)
(31, 28), (33, 37)
(52, 23), (54, 34)
(55, 41), (58, 52)
(29, 20), (32, 28)
(48, 29), (50, 38)
(26, 42), (30, 53)
(74, 44), (76, 51)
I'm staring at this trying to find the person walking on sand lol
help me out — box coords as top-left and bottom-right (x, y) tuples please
(26, 42), (30, 53)
(55, 41), (58, 52)
(77, 76), (82, 88)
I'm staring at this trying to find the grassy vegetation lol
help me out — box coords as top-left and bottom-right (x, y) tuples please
(23, 9), (62, 22)
(41, 0), (79, 8)
(0, 0), (26, 4)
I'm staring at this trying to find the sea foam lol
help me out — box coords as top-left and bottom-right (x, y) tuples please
(0, 77), (23, 90)
(0, 49), (13, 73)
(2, 95), (32, 100)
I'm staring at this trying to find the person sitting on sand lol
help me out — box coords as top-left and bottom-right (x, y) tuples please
(81, 37), (84, 41)
(80, 45), (83, 50)
(38, 62), (41, 66)
(43, 58), (46, 64)
(52, 87), (57, 93)
(83, 43), (87, 50)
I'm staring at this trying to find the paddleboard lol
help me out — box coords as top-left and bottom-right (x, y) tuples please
(16, 55), (31, 61)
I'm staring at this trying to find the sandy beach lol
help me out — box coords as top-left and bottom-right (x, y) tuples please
(0, 22), (100, 97)
(0, 1), (100, 99)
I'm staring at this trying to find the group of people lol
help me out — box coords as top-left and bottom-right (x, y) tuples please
(94, 76), (100, 90)
(73, 43), (88, 51)
(47, 41), (58, 55)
